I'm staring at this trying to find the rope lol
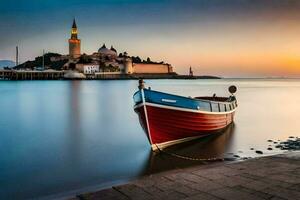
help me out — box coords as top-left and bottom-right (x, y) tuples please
(156, 145), (224, 162)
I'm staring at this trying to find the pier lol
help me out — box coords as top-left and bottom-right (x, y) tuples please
(0, 70), (220, 80)
(0, 70), (64, 80)
(69, 152), (300, 200)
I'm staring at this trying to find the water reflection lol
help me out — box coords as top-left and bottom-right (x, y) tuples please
(67, 81), (82, 165)
(145, 124), (235, 174)
(0, 79), (299, 199)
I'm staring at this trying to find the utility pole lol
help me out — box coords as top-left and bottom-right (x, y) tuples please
(16, 46), (19, 66)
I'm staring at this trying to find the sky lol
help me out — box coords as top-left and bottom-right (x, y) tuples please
(1, 0), (300, 77)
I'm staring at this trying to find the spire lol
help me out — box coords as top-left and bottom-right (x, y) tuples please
(101, 43), (106, 49)
(71, 18), (78, 40)
(72, 18), (77, 29)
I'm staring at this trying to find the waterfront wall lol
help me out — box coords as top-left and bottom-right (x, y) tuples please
(0, 70), (64, 80)
(93, 72), (178, 80)
(133, 63), (173, 74)
(0, 70), (177, 80)
(1, 70), (215, 80)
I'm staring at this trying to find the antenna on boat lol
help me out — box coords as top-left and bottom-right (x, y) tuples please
(228, 85), (237, 95)
(138, 79), (145, 90)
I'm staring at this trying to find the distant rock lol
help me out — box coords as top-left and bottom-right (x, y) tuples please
(276, 138), (300, 150)
(224, 157), (237, 161)
(0, 60), (15, 68)
(226, 153), (234, 155)
(14, 52), (67, 70)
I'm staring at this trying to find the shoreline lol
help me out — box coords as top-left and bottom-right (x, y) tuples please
(69, 152), (300, 200)
(41, 152), (300, 200)
(0, 70), (221, 80)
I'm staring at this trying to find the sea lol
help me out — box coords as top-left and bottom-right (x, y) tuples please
(0, 79), (299, 199)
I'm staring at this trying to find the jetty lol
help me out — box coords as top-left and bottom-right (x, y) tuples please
(69, 152), (300, 200)
(0, 69), (64, 80)
(0, 69), (220, 80)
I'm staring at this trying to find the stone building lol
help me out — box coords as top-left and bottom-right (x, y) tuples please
(98, 44), (118, 59)
(76, 64), (99, 74)
(66, 19), (174, 75)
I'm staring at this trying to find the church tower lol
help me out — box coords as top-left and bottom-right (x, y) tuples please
(68, 18), (81, 59)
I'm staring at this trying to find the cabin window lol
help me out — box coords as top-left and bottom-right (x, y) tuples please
(232, 103), (235, 109)
(211, 103), (219, 112)
(229, 104), (232, 110)
(219, 104), (225, 112)
(224, 104), (227, 112)
(201, 102), (211, 111)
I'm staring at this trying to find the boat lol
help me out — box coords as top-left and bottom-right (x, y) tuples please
(133, 80), (238, 151)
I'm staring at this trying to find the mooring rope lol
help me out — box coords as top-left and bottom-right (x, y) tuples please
(163, 151), (224, 161)
(155, 145), (224, 162)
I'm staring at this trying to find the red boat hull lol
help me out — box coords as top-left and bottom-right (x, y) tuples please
(135, 103), (235, 150)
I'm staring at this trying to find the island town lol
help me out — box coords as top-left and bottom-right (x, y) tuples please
(0, 19), (216, 80)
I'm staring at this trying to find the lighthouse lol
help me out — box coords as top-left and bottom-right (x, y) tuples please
(68, 18), (81, 59)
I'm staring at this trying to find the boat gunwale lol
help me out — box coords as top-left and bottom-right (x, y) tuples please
(134, 101), (237, 115)
(133, 89), (237, 106)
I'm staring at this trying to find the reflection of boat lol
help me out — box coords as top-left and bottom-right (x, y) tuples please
(133, 80), (238, 151)
(145, 124), (235, 174)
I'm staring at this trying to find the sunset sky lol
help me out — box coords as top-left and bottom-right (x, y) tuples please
(1, 0), (300, 77)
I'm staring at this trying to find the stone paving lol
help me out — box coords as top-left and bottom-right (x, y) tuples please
(69, 152), (300, 200)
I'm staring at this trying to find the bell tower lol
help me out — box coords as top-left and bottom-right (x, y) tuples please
(69, 18), (81, 59)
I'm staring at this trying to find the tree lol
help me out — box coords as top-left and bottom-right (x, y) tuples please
(131, 56), (142, 63)
(147, 57), (151, 63)
(78, 54), (92, 64)
(136, 56), (142, 63)
(69, 63), (76, 70)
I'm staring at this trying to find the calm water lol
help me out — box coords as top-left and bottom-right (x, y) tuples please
(0, 79), (300, 199)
